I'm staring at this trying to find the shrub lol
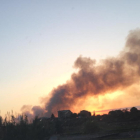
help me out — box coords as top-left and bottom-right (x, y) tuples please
(82, 120), (100, 134)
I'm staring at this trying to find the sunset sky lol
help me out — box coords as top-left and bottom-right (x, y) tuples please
(1, 0), (140, 117)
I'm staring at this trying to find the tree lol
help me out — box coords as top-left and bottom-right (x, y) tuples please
(51, 113), (55, 119)
(70, 113), (78, 118)
(130, 107), (138, 114)
(83, 120), (100, 133)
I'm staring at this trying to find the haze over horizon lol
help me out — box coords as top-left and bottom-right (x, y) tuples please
(1, 0), (140, 117)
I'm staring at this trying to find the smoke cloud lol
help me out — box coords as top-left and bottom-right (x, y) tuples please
(21, 105), (46, 119)
(22, 29), (140, 117)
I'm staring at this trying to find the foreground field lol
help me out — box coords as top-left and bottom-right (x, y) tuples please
(57, 130), (140, 140)
(101, 138), (140, 140)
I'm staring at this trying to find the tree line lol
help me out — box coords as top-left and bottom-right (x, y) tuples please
(0, 107), (140, 140)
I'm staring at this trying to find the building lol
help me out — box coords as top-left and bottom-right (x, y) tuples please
(79, 110), (91, 117)
(58, 110), (72, 118)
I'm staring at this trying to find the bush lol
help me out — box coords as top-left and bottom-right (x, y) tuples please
(82, 120), (100, 134)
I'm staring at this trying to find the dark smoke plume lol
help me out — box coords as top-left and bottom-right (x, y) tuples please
(22, 29), (140, 117)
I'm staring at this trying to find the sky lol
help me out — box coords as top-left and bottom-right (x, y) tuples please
(0, 0), (140, 117)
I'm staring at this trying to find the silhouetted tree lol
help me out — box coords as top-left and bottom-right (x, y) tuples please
(130, 107), (138, 114)
(51, 113), (55, 119)
(83, 120), (100, 133)
(70, 113), (78, 118)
